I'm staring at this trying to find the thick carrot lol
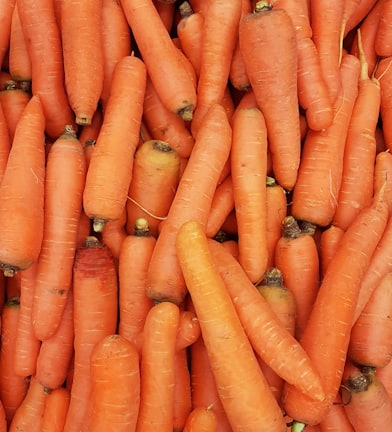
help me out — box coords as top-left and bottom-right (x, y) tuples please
(146, 104), (232, 305)
(83, 55), (146, 232)
(120, 0), (196, 120)
(207, 238), (325, 403)
(239, 1), (300, 191)
(176, 220), (287, 431)
(282, 186), (390, 426)
(136, 301), (180, 432)
(374, 0), (392, 57)
(41, 387), (70, 432)
(0, 94), (45, 277)
(31, 125), (86, 341)
(290, 53), (361, 227)
(61, 0), (104, 125)
(86, 334), (140, 432)
(125, 139), (181, 238)
(118, 219), (155, 354)
(17, 0), (75, 138)
(183, 406), (218, 432)
(64, 237), (118, 432)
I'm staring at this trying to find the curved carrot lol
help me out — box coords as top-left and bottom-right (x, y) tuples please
(282, 186), (390, 426)
(146, 104), (232, 305)
(61, 0), (104, 125)
(176, 220), (287, 431)
(41, 387), (70, 432)
(136, 301), (180, 431)
(120, 0), (196, 120)
(0, 94), (45, 276)
(125, 139), (181, 238)
(83, 55), (146, 232)
(86, 334), (140, 432)
(239, 1), (301, 190)
(183, 406), (218, 432)
(31, 125), (86, 341)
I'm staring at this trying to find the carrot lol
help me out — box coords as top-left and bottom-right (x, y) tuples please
(120, 0), (196, 120)
(374, 0), (392, 57)
(342, 366), (392, 431)
(274, 216), (320, 339)
(31, 125), (86, 341)
(319, 224), (345, 279)
(0, 297), (29, 425)
(318, 393), (355, 432)
(76, 211), (92, 248)
(13, 263), (41, 378)
(239, 1), (301, 191)
(183, 406), (218, 432)
(78, 108), (103, 160)
(35, 289), (74, 390)
(64, 237), (118, 432)
(83, 55), (146, 232)
(41, 387), (70, 432)
(282, 186), (390, 426)
(118, 219), (155, 354)
(85, 334), (140, 432)
(101, 207), (127, 268)
(176, 220), (287, 431)
(8, 376), (49, 432)
(153, 0), (176, 32)
(0, 401), (6, 432)
(348, 271), (392, 368)
(176, 309), (201, 352)
(290, 52), (361, 227)
(0, 94), (45, 277)
(207, 238), (325, 403)
(136, 301), (180, 432)
(190, 0), (242, 136)
(375, 56), (392, 152)
(0, 101), (11, 203)
(173, 347), (192, 432)
(146, 104), (232, 305)
(61, 0), (104, 125)
(8, 3), (31, 83)
(374, 150), (392, 212)
(332, 30), (379, 231)
(142, 77), (195, 159)
(17, 0), (75, 138)
(0, 79), (30, 143)
(125, 139), (181, 238)
(100, 0), (132, 111)
(375, 355), (392, 400)
(0, 0), (16, 68)
(343, 0), (379, 36)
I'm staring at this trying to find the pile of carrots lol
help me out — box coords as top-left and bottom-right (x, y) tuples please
(0, 0), (392, 430)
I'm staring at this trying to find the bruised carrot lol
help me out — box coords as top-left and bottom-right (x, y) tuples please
(0, 94), (45, 277)
(83, 55), (146, 232)
(176, 220), (287, 431)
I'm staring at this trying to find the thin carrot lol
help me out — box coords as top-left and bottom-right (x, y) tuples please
(64, 237), (118, 432)
(120, 0), (196, 120)
(239, 1), (301, 191)
(183, 406), (218, 432)
(118, 219), (155, 354)
(101, 207), (127, 269)
(135, 301), (180, 432)
(85, 334), (140, 432)
(374, 0), (392, 57)
(375, 56), (392, 152)
(146, 104), (232, 305)
(0, 94), (45, 277)
(374, 150), (392, 212)
(319, 224), (345, 279)
(41, 387), (70, 432)
(61, 0), (104, 125)
(282, 186), (390, 426)
(176, 220), (287, 431)
(125, 139), (181, 238)
(0, 101), (11, 194)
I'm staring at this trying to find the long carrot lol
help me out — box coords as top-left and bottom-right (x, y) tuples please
(239, 1), (301, 191)
(176, 220), (288, 432)
(282, 186), (390, 426)
(0, 94), (45, 277)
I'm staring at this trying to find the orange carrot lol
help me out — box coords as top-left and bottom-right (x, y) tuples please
(176, 220), (287, 431)
(0, 101), (11, 186)
(0, 0), (16, 68)
(86, 334), (140, 432)
(118, 219), (155, 354)
(173, 347), (192, 432)
(120, 0), (197, 120)
(239, 1), (301, 190)
(282, 186), (390, 426)
(374, 150), (392, 212)
(101, 207), (127, 269)
(0, 94), (45, 277)
(146, 104), (232, 305)
(0, 401), (6, 432)
(374, 0), (392, 57)
(231, 104), (268, 283)
(375, 56), (392, 152)
(125, 139), (181, 238)
(136, 301), (180, 432)
(61, 0), (104, 125)
(31, 125), (86, 341)
(376, 355), (392, 400)
(17, 0), (75, 138)
(318, 393), (354, 432)
(183, 406), (218, 432)
(83, 55), (146, 232)
(41, 387), (70, 432)
(319, 224), (345, 279)
(64, 237), (118, 432)
(343, 0), (378, 36)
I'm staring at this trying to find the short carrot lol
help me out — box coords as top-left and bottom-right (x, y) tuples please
(0, 94), (45, 277)
(176, 220), (287, 431)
